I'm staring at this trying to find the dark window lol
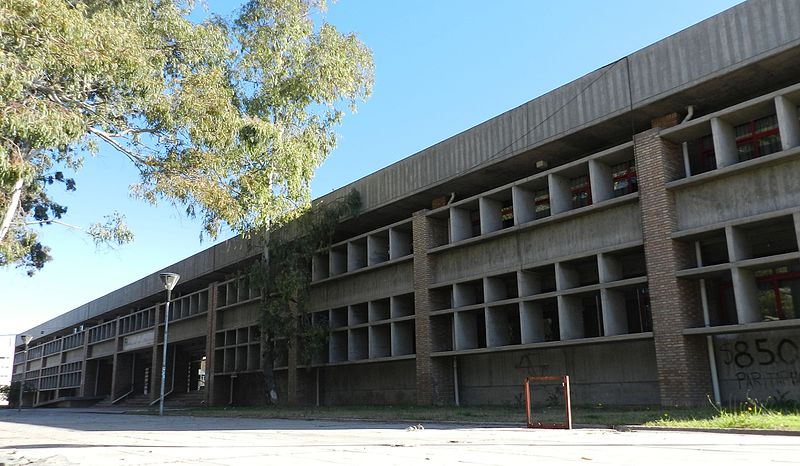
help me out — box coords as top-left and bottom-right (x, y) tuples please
(624, 286), (652, 333)
(534, 189), (551, 219)
(582, 294), (603, 338)
(754, 267), (800, 321)
(469, 209), (480, 237)
(690, 134), (717, 175)
(570, 175), (592, 209)
(612, 160), (638, 197)
(501, 202), (514, 228)
(735, 115), (781, 162)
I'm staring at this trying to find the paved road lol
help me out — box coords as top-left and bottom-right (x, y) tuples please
(0, 409), (798, 465)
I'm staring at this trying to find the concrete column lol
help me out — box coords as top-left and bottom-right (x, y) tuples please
(346, 240), (366, 271)
(512, 186), (535, 225)
(730, 267), (761, 323)
(367, 234), (389, 265)
(148, 304), (163, 403)
(388, 227), (411, 259)
(598, 253), (622, 283)
(775, 95), (800, 151)
(589, 159), (614, 203)
(557, 295), (583, 340)
(555, 262), (578, 290)
(454, 311), (478, 350)
(725, 225), (751, 261)
(412, 210), (454, 405)
(711, 117), (738, 168)
(792, 212), (800, 252)
(520, 301), (545, 343)
(483, 276), (506, 303)
(633, 127), (711, 406)
(453, 282), (477, 307)
(78, 331), (90, 397)
(479, 197), (502, 234)
(449, 207), (472, 242)
(600, 288), (628, 336)
(517, 270), (541, 297)
(548, 173), (572, 215)
(205, 283), (217, 406)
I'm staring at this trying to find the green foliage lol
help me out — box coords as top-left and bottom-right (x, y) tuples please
(251, 189), (360, 401)
(0, 381), (36, 405)
(1, 0), (374, 274)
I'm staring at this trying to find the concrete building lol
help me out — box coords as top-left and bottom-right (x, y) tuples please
(12, 0), (800, 409)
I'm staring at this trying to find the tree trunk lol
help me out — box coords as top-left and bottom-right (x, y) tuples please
(261, 333), (279, 405)
(0, 176), (25, 243)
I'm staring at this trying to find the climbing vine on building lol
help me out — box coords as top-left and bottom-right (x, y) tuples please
(252, 189), (361, 404)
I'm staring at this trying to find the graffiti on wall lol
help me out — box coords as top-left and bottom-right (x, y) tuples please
(714, 330), (800, 403)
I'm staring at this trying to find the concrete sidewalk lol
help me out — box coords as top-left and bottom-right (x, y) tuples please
(1, 409), (798, 465)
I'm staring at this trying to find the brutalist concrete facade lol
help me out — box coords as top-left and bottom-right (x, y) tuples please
(12, 0), (800, 409)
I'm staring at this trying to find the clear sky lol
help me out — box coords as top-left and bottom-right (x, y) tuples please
(1, 0), (744, 335)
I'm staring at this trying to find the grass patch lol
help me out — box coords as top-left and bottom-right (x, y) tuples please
(179, 404), (741, 428)
(646, 400), (800, 430)
(180, 400), (800, 430)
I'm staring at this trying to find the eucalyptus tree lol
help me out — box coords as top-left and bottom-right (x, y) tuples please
(0, 0), (373, 275)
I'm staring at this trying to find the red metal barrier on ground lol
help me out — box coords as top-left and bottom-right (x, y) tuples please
(524, 375), (572, 429)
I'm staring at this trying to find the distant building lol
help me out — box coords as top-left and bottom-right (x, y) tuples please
(13, 0), (800, 408)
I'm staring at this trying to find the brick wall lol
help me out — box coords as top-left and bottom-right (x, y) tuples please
(634, 127), (711, 406)
(412, 210), (454, 405)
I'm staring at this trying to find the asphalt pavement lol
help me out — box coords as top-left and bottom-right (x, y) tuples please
(0, 408), (798, 465)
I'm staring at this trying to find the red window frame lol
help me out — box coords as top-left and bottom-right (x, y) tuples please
(569, 175), (591, 209)
(719, 270), (800, 321)
(612, 160), (637, 196)
(734, 115), (781, 161)
(534, 189), (550, 218)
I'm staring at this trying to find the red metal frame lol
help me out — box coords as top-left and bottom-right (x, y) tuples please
(569, 176), (591, 209)
(719, 270), (800, 321)
(534, 189), (551, 218)
(524, 375), (572, 429)
(734, 115), (780, 161)
(611, 160), (637, 196)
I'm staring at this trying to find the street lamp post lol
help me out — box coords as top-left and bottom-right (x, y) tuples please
(158, 272), (180, 416)
(17, 334), (32, 413)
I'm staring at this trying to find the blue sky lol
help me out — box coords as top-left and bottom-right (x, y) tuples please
(1, 0), (744, 334)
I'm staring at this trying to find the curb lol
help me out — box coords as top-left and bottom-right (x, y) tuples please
(615, 425), (800, 436)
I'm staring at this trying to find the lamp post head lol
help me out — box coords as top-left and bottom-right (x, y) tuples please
(159, 273), (180, 291)
(20, 334), (32, 347)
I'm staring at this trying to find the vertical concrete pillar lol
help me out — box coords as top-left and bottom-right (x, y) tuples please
(600, 289), (627, 336)
(205, 283), (218, 406)
(792, 212), (800, 251)
(725, 225), (751, 261)
(589, 159), (614, 203)
(449, 207), (472, 242)
(775, 95), (800, 151)
(548, 173), (572, 215)
(412, 210), (454, 405)
(479, 197), (502, 234)
(730, 268), (761, 323)
(725, 226), (760, 323)
(512, 186), (535, 225)
(710, 117), (738, 168)
(108, 317), (123, 399)
(149, 304), (163, 403)
(634, 127), (711, 406)
(78, 331), (90, 397)
(557, 295), (583, 340)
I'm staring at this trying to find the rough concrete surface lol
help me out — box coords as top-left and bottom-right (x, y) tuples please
(1, 409), (799, 465)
